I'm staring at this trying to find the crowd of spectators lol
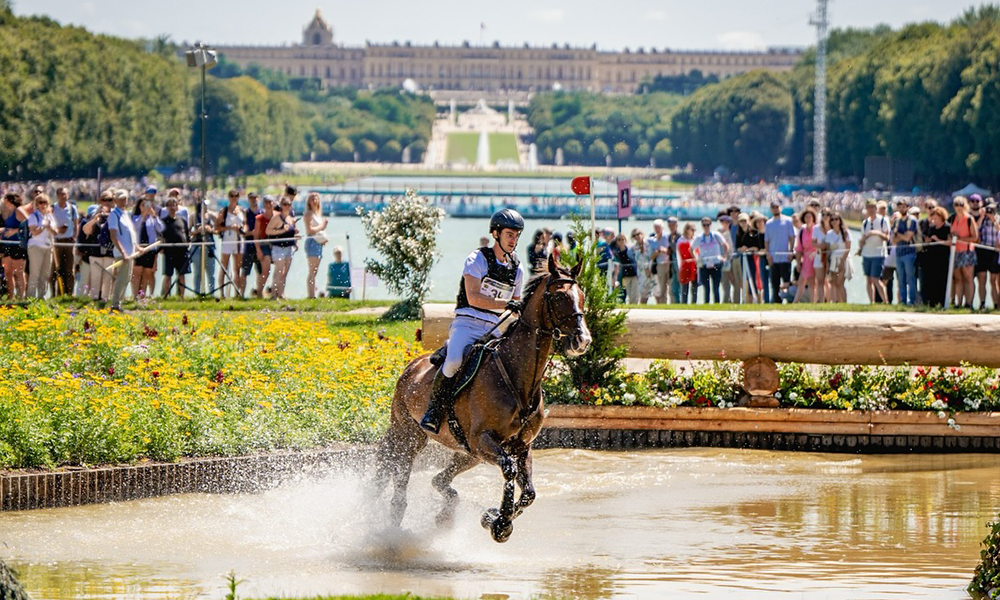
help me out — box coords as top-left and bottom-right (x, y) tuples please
(528, 190), (999, 310)
(0, 182), (337, 308)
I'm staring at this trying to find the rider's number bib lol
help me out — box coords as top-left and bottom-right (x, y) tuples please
(480, 277), (514, 302)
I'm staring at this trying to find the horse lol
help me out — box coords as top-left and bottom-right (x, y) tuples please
(375, 253), (591, 542)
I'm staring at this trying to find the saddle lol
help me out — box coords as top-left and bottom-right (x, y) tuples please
(429, 338), (502, 395)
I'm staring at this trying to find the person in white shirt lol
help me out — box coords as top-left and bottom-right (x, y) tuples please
(25, 194), (58, 299)
(858, 199), (889, 303)
(825, 212), (852, 303)
(107, 189), (138, 311)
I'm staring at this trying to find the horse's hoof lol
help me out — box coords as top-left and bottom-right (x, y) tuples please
(481, 508), (500, 529)
(490, 516), (513, 543)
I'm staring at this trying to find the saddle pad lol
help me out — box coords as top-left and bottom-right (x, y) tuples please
(428, 341), (497, 393)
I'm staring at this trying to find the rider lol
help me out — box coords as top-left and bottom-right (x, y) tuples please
(420, 208), (526, 434)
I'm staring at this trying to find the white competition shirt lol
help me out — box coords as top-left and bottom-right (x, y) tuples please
(454, 248), (526, 324)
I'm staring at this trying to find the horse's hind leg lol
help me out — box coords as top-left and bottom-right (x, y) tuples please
(432, 452), (480, 527)
(378, 413), (427, 527)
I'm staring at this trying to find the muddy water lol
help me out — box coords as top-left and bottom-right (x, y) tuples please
(3, 448), (999, 600)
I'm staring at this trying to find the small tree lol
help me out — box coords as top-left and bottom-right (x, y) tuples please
(557, 219), (628, 391)
(358, 190), (445, 319)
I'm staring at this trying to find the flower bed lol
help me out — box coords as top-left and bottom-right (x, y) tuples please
(0, 305), (420, 470)
(542, 357), (1000, 427)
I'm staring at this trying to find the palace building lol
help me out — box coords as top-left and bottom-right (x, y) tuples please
(216, 10), (803, 94)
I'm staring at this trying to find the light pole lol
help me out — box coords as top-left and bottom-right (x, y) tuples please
(185, 43), (217, 295)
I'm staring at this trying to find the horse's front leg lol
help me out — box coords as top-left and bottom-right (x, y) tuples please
(476, 432), (517, 543)
(512, 445), (535, 520)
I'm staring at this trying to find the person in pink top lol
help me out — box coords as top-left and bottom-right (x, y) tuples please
(793, 209), (819, 303)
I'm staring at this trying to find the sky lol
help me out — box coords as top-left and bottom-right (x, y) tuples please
(19, 0), (993, 51)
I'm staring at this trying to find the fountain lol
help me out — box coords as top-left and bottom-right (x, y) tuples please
(528, 143), (538, 171)
(476, 127), (490, 168)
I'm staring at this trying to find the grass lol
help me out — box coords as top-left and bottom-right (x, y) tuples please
(488, 132), (519, 163)
(445, 132), (480, 164)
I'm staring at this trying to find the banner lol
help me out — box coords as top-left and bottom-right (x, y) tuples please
(617, 179), (632, 219)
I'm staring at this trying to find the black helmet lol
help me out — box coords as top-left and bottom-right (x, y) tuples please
(489, 208), (524, 234)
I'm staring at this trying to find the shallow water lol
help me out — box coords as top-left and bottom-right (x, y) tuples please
(3, 448), (998, 600)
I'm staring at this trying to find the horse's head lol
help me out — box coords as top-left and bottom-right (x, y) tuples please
(540, 254), (591, 356)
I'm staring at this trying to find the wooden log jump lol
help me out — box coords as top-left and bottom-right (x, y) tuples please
(421, 305), (1000, 367)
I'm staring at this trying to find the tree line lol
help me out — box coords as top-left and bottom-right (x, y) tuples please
(530, 6), (1000, 190)
(0, 8), (433, 178)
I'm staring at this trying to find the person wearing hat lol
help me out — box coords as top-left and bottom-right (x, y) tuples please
(974, 199), (999, 310)
(419, 208), (527, 435)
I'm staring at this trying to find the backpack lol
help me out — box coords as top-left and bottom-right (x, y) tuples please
(97, 212), (123, 254)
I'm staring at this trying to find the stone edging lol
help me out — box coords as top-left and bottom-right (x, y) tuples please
(536, 404), (1000, 453)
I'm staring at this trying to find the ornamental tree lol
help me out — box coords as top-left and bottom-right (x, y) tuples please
(358, 190), (445, 319)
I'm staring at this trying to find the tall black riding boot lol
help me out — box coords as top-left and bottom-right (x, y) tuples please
(420, 370), (456, 434)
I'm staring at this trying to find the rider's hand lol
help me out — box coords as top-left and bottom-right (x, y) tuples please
(505, 300), (522, 314)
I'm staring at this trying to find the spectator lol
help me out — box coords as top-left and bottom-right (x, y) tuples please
(0, 192), (27, 299)
(825, 212), (851, 303)
(765, 201), (795, 303)
(892, 199), (920, 306)
(254, 196), (275, 298)
(479, 236), (490, 248)
(921, 207), (951, 307)
(611, 233), (637, 303)
(676, 223), (697, 304)
(303, 192), (329, 299)
(717, 214), (739, 303)
(693, 216), (729, 304)
(667, 217), (682, 303)
(241, 192), (262, 293)
(629, 227), (654, 304)
(107, 188), (137, 311)
(160, 196), (190, 298)
(527, 229), (548, 275)
(752, 212), (770, 303)
(648, 218), (671, 303)
(51, 187), (78, 296)
(974, 199), (999, 310)
(858, 199), (889, 304)
(266, 196), (298, 300)
(793, 209), (819, 303)
(216, 189), (246, 299)
(82, 192), (115, 302)
(131, 195), (163, 299)
(26, 193), (57, 299)
(814, 209), (832, 303)
(736, 212), (765, 303)
(949, 196), (978, 309)
(189, 199), (217, 296)
(550, 232), (565, 262)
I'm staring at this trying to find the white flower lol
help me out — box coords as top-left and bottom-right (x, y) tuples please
(623, 393), (636, 404)
(789, 391), (798, 400)
(937, 411), (946, 419)
(774, 391), (782, 399)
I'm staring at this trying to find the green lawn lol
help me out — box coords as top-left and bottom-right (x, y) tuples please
(445, 132), (479, 164)
(489, 133), (519, 163)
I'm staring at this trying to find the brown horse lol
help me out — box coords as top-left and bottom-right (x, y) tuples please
(375, 254), (591, 542)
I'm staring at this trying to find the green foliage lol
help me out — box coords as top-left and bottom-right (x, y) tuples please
(0, 14), (191, 178)
(553, 220), (629, 393)
(643, 69), (719, 95)
(358, 190), (445, 310)
(970, 515), (1000, 599)
(670, 70), (793, 177)
(528, 91), (678, 167)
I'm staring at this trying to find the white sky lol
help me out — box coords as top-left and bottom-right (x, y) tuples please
(20, 0), (990, 51)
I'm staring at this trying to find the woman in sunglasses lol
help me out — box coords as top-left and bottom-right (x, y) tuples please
(265, 196), (298, 299)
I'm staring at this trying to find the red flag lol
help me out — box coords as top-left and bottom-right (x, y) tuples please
(570, 176), (591, 196)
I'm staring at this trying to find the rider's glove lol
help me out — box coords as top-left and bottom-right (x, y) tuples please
(505, 300), (522, 314)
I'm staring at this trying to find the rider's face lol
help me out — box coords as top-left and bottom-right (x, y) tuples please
(497, 228), (521, 253)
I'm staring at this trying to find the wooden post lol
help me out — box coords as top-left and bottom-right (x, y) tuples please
(742, 356), (780, 407)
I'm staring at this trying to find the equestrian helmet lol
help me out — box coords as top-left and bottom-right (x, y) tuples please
(489, 208), (524, 234)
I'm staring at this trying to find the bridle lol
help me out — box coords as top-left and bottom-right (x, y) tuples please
(522, 274), (584, 341)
